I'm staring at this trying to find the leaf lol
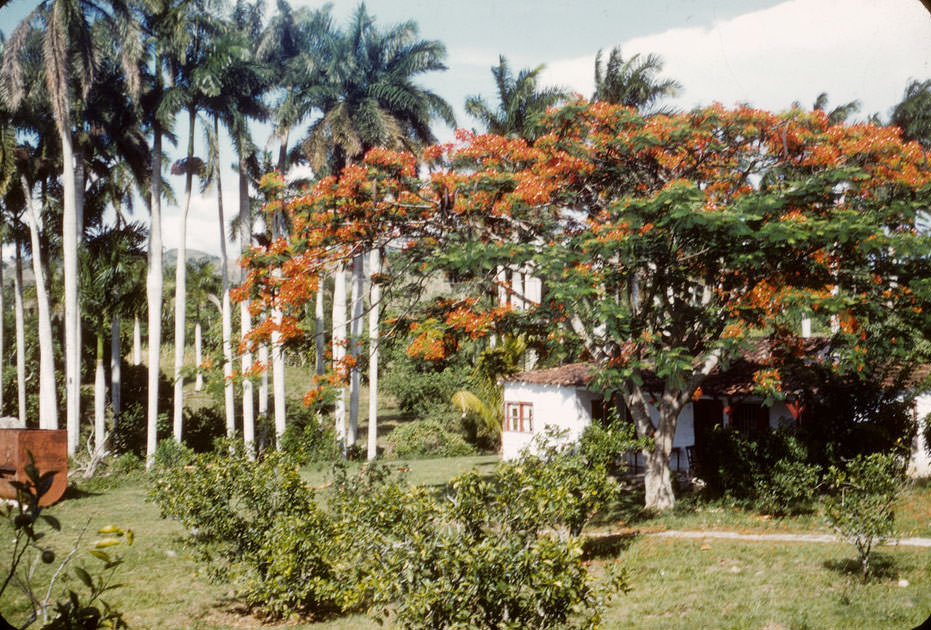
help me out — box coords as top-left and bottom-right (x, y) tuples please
(75, 566), (93, 588)
(42, 514), (61, 531)
(89, 549), (111, 562)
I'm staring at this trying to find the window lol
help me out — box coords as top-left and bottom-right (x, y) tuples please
(505, 402), (534, 433)
(730, 402), (769, 437)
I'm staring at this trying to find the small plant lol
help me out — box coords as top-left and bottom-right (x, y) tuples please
(384, 419), (476, 459)
(0, 455), (133, 629)
(822, 452), (902, 581)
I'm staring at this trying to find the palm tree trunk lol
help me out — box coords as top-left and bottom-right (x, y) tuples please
(367, 247), (381, 460)
(259, 344), (268, 417)
(332, 266), (347, 452)
(146, 128), (164, 467)
(173, 108), (195, 442)
(95, 332), (105, 453)
(14, 242), (26, 425)
(239, 157), (254, 451)
(111, 316), (121, 417)
(60, 122), (79, 454)
(272, 320), (285, 447)
(133, 315), (141, 365)
(0, 249), (4, 416)
(213, 118), (235, 434)
(194, 320), (203, 391)
(315, 282), (325, 376)
(21, 177), (57, 431)
(349, 254), (363, 446)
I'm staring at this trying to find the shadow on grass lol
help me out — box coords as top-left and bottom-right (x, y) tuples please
(61, 483), (103, 501)
(582, 531), (639, 559)
(823, 552), (897, 581)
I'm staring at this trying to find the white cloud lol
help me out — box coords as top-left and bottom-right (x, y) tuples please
(542, 0), (931, 118)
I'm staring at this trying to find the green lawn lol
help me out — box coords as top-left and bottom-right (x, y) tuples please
(3, 459), (930, 630)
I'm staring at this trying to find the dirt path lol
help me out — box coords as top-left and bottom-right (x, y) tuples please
(638, 530), (931, 547)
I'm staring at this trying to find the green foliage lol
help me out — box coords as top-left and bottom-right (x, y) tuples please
(148, 441), (350, 618)
(822, 452), (903, 581)
(695, 426), (821, 515)
(382, 342), (470, 422)
(278, 405), (341, 464)
(179, 406), (226, 453)
(109, 363), (172, 457)
(384, 419), (476, 459)
(0, 455), (132, 629)
(370, 450), (627, 630)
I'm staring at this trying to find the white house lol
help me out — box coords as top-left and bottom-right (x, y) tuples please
(501, 353), (931, 478)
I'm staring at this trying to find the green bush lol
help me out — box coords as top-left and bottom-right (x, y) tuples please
(695, 426), (821, 515)
(278, 405), (341, 464)
(109, 363), (173, 457)
(384, 419), (476, 459)
(381, 346), (469, 420)
(822, 452), (903, 581)
(181, 406), (227, 452)
(148, 441), (352, 618)
(369, 455), (626, 629)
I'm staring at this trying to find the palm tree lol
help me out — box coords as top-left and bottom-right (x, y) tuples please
(81, 223), (147, 452)
(891, 80), (931, 149)
(465, 55), (567, 142)
(301, 4), (455, 455)
(592, 47), (680, 113)
(2, 0), (138, 454)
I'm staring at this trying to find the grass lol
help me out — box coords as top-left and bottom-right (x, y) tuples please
(4, 456), (930, 630)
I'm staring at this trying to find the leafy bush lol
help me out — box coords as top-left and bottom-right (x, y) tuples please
(384, 419), (476, 459)
(278, 405), (340, 464)
(694, 426), (821, 515)
(180, 406), (227, 452)
(822, 452), (903, 581)
(368, 455), (626, 629)
(381, 345), (469, 421)
(0, 456), (133, 629)
(109, 363), (172, 457)
(148, 441), (351, 618)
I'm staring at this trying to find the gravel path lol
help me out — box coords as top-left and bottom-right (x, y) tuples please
(640, 529), (931, 547)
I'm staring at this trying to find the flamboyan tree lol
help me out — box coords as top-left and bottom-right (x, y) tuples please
(240, 100), (931, 510)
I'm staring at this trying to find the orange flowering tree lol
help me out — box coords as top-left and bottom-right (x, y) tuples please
(241, 100), (931, 510)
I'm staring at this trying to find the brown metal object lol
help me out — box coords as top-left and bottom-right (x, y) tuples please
(0, 429), (68, 506)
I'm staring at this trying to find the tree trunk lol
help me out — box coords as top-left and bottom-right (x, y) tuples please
(272, 322), (286, 447)
(315, 281), (325, 376)
(213, 116), (235, 435)
(14, 242), (26, 425)
(21, 177), (57, 431)
(348, 254), (363, 446)
(367, 248), (381, 461)
(60, 122), (79, 455)
(95, 333), (105, 454)
(332, 266), (347, 452)
(146, 129), (164, 468)
(133, 315), (141, 365)
(111, 316), (121, 417)
(173, 108), (195, 442)
(258, 344), (268, 417)
(194, 320), (203, 391)
(239, 156), (254, 451)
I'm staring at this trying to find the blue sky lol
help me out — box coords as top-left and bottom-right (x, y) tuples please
(2, 0), (930, 257)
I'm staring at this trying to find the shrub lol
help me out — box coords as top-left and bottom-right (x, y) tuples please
(381, 346), (469, 421)
(109, 363), (172, 457)
(383, 419), (476, 459)
(0, 456), (133, 629)
(148, 442), (351, 618)
(278, 405), (340, 464)
(694, 426), (821, 515)
(369, 456), (626, 629)
(181, 406), (227, 452)
(822, 452), (903, 581)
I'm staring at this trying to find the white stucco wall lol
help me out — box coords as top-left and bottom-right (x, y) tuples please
(501, 382), (592, 460)
(908, 393), (931, 478)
